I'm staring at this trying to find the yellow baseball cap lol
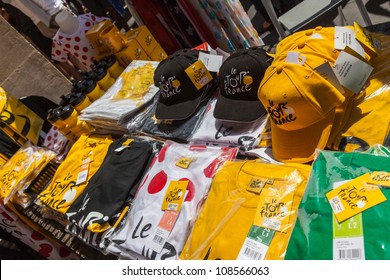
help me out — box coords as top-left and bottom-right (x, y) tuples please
(258, 61), (345, 163)
(275, 26), (337, 56)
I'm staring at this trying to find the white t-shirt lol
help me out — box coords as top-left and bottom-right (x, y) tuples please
(109, 141), (237, 260)
(190, 98), (268, 150)
(51, 13), (106, 71)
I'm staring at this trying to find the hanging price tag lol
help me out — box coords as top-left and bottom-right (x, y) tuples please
(147, 210), (179, 253)
(332, 180), (365, 260)
(185, 60), (213, 90)
(237, 225), (275, 260)
(161, 180), (188, 211)
(354, 22), (381, 58)
(76, 158), (90, 185)
(326, 173), (387, 223)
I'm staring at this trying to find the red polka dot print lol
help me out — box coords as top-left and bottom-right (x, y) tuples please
(31, 231), (45, 241)
(59, 35), (63, 40)
(158, 142), (173, 162)
(65, 44), (71, 49)
(82, 55), (88, 60)
(75, 53), (79, 57)
(47, 136), (52, 141)
(74, 45), (80, 51)
(149, 156), (157, 169)
(204, 157), (222, 178)
(75, 36), (81, 42)
(59, 247), (72, 258)
(1, 211), (14, 222)
(54, 132), (58, 137)
(147, 171), (167, 194)
(55, 50), (61, 55)
(179, 178), (195, 202)
(38, 243), (53, 258)
(83, 47), (89, 53)
(85, 22), (91, 27)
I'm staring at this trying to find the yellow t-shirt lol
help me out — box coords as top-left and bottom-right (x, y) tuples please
(179, 160), (310, 260)
(37, 134), (112, 214)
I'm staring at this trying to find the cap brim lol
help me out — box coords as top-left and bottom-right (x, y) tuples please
(271, 110), (336, 163)
(213, 94), (267, 122)
(155, 94), (203, 120)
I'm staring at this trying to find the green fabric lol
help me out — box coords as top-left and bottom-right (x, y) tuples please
(285, 147), (390, 259)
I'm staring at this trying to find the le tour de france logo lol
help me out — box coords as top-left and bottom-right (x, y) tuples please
(158, 75), (181, 98)
(223, 68), (252, 95)
(267, 100), (296, 125)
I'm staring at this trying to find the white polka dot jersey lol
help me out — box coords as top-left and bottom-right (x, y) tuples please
(51, 13), (107, 71)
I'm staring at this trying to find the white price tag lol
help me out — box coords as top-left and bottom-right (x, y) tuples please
(262, 218), (281, 231)
(333, 236), (365, 260)
(334, 27), (365, 57)
(333, 50), (373, 94)
(198, 52), (223, 72)
(237, 238), (267, 260)
(314, 62), (345, 93)
(285, 51), (306, 65)
(329, 196), (345, 214)
(76, 158), (90, 185)
(146, 210), (179, 254)
(332, 180), (366, 260)
(147, 227), (170, 254)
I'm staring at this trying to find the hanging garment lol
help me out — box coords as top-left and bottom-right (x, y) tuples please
(109, 141), (237, 260)
(51, 13), (107, 71)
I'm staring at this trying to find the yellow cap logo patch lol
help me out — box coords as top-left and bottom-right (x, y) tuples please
(172, 79), (181, 89)
(243, 75), (253, 85)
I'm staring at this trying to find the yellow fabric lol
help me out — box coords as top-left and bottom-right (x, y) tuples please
(37, 134), (112, 214)
(0, 143), (55, 205)
(180, 160), (310, 260)
(258, 61), (345, 163)
(331, 33), (390, 151)
(0, 154), (8, 167)
(275, 26), (337, 56)
(0, 87), (6, 113)
(0, 88), (44, 145)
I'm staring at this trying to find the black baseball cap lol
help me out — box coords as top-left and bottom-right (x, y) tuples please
(214, 47), (270, 122)
(154, 49), (214, 120)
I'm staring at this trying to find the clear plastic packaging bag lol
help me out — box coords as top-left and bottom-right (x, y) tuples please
(180, 160), (311, 260)
(0, 142), (56, 206)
